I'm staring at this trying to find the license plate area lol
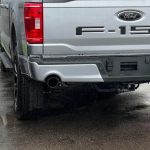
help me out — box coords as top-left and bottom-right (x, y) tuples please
(120, 62), (137, 71)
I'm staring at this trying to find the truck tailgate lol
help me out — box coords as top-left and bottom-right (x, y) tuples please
(43, 0), (150, 56)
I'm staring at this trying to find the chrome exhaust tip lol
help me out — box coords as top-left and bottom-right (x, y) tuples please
(46, 75), (61, 89)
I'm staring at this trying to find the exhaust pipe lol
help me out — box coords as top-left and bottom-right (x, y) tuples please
(46, 75), (61, 89)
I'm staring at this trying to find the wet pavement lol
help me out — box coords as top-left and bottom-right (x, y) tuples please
(0, 69), (150, 150)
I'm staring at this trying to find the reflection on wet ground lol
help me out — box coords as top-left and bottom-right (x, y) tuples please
(0, 70), (150, 150)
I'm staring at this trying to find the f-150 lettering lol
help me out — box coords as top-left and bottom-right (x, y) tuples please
(76, 26), (150, 35)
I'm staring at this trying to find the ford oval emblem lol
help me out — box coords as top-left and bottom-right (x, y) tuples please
(118, 10), (143, 21)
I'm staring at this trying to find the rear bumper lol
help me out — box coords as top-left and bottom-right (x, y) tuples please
(19, 55), (150, 83)
(29, 62), (103, 82)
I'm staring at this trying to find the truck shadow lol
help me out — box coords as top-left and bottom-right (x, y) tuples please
(1, 70), (150, 129)
(38, 85), (149, 130)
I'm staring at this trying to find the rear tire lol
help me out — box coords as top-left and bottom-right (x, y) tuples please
(11, 28), (44, 120)
(14, 66), (44, 120)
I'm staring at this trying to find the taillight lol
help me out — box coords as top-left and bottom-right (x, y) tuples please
(24, 3), (43, 44)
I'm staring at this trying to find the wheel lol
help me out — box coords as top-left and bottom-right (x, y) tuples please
(14, 65), (44, 120)
(11, 28), (44, 120)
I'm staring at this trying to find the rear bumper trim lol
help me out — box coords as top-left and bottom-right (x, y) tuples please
(29, 62), (104, 82)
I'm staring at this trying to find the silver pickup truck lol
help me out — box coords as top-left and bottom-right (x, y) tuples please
(0, 0), (150, 119)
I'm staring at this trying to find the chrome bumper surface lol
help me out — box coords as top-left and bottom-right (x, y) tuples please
(29, 62), (104, 82)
